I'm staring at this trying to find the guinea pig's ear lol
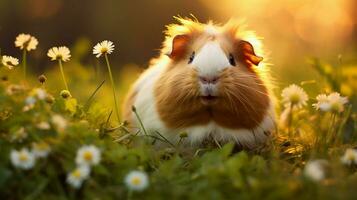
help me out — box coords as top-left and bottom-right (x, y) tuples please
(166, 34), (190, 60)
(236, 40), (263, 66)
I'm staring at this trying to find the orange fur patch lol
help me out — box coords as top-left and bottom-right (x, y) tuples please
(154, 64), (270, 130)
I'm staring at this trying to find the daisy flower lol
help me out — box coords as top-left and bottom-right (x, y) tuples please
(36, 121), (51, 130)
(1, 56), (19, 69)
(93, 40), (120, 123)
(93, 40), (114, 58)
(124, 170), (149, 191)
(313, 92), (348, 113)
(47, 46), (71, 90)
(6, 84), (24, 96)
(51, 114), (68, 132)
(15, 33), (38, 51)
(341, 148), (357, 165)
(47, 46), (71, 62)
(281, 84), (308, 109)
(303, 160), (327, 182)
(10, 148), (36, 170)
(23, 96), (36, 111)
(66, 165), (91, 189)
(75, 145), (101, 166)
(32, 142), (51, 158)
(31, 88), (47, 100)
(326, 92), (348, 113)
(312, 94), (330, 111)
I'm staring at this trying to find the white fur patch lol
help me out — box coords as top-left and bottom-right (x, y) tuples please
(191, 41), (230, 78)
(175, 102), (275, 149)
(205, 25), (219, 35)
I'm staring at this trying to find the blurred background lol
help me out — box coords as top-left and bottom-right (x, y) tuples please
(0, 0), (356, 105)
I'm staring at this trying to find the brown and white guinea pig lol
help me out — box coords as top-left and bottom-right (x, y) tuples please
(123, 17), (276, 149)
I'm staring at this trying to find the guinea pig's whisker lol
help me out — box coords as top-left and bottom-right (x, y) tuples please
(225, 89), (253, 117)
(233, 82), (271, 97)
(225, 89), (263, 126)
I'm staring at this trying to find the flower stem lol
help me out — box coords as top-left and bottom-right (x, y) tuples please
(132, 106), (148, 136)
(104, 54), (120, 123)
(22, 49), (27, 82)
(287, 104), (294, 138)
(58, 59), (69, 91)
(127, 189), (133, 200)
(327, 113), (337, 145)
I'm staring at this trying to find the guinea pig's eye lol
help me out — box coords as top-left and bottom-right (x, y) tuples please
(229, 53), (236, 66)
(188, 51), (195, 64)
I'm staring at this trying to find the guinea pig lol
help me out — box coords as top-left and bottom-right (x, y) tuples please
(123, 17), (276, 149)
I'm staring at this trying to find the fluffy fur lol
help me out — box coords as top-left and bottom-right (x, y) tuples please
(123, 17), (276, 149)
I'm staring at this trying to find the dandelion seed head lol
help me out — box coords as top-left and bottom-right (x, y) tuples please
(93, 40), (114, 58)
(1, 56), (19, 69)
(15, 33), (38, 51)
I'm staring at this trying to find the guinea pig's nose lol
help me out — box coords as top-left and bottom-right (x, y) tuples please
(199, 76), (219, 84)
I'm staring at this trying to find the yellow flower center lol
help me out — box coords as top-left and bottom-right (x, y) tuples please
(5, 61), (14, 66)
(131, 177), (142, 186)
(19, 152), (28, 162)
(100, 47), (108, 54)
(330, 102), (341, 113)
(72, 170), (82, 178)
(56, 55), (63, 60)
(83, 151), (93, 161)
(289, 94), (301, 104)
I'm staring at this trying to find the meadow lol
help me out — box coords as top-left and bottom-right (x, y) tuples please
(0, 30), (355, 200)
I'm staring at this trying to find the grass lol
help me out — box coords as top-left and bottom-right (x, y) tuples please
(0, 41), (356, 200)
